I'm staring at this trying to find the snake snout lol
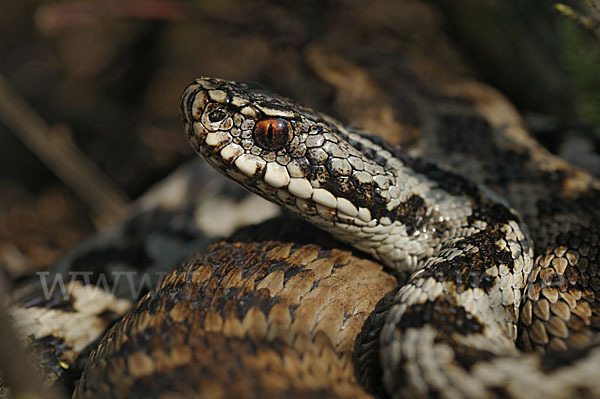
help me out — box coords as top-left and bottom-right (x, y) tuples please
(180, 82), (201, 123)
(180, 79), (238, 157)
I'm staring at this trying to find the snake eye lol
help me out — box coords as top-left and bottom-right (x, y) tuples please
(253, 118), (292, 151)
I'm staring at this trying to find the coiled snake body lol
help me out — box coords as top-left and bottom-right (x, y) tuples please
(73, 77), (600, 398)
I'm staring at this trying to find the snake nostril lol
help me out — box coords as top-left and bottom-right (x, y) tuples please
(208, 109), (227, 123)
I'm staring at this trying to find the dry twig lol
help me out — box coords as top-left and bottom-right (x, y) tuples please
(0, 73), (130, 227)
(555, 1), (600, 33)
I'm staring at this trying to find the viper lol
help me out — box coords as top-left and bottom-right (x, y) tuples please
(67, 77), (600, 398)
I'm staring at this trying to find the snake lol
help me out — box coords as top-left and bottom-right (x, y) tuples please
(66, 76), (600, 398)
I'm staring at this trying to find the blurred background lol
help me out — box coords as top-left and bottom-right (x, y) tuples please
(0, 0), (599, 284)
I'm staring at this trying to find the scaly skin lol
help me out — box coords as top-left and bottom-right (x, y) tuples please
(178, 77), (600, 398)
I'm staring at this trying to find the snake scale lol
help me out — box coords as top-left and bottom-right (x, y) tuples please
(68, 76), (600, 398)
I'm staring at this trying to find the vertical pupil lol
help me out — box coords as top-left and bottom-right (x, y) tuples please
(267, 123), (274, 144)
(253, 118), (291, 150)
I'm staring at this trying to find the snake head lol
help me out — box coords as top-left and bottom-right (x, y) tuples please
(180, 77), (314, 183)
(180, 77), (386, 224)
